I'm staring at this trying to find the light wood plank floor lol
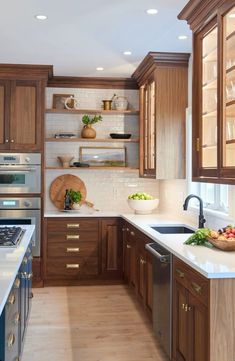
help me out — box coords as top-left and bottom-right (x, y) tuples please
(22, 285), (168, 361)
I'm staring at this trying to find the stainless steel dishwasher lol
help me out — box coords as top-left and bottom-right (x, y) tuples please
(145, 242), (172, 359)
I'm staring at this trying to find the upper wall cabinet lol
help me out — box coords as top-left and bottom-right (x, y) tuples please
(0, 65), (52, 152)
(179, 0), (235, 184)
(132, 52), (189, 179)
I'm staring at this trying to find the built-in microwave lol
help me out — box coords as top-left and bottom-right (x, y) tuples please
(0, 153), (41, 194)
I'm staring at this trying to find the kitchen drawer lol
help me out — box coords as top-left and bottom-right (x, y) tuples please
(173, 257), (209, 306)
(47, 230), (99, 243)
(46, 257), (98, 278)
(47, 218), (99, 233)
(47, 241), (98, 258)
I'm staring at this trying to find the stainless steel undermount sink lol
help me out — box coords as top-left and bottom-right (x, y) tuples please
(151, 225), (195, 234)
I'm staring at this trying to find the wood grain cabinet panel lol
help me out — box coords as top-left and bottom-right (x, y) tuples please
(101, 218), (123, 279)
(47, 241), (98, 258)
(0, 80), (10, 150)
(47, 218), (99, 233)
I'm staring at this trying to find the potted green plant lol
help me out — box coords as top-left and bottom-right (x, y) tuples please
(81, 114), (102, 139)
(68, 189), (82, 210)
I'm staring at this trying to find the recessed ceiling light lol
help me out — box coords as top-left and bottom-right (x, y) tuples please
(96, 67), (104, 71)
(35, 14), (47, 20)
(178, 35), (188, 40)
(146, 8), (158, 15)
(123, 51), (132, 55)
(229, 13), (235, 18)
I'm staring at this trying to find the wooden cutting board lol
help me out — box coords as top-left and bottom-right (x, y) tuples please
(50, 174), (87, 210)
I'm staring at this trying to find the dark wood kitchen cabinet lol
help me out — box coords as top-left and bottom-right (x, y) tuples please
(101, 218), (123, 279)
(173, 256), (209, 361)
(0, 64), (52, 152)
(123, 221), (153, 315)
(179, 0), (235, 184)
(132, 52), (189, 179)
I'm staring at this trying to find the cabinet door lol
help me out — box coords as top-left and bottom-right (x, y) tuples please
(101, 218), (122, 278)
(188, 293), (209, 361)
(194, 19), (218, 179)
(10, 80), (42, 151)
(139, 80), (156, 178)
(0, 80), (10, 150)
(173, 281), (189, 361)
(136, 240), (147, 303)
(221, 3), (235, 177)
(129, 237), (136, 289)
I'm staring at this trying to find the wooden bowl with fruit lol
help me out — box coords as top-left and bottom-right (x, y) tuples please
(207, 226), (235, 251)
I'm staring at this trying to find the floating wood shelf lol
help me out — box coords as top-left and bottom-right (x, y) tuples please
(46, 166), (139, 171)
(46, 109), (139, 115)
(226, 139), (235, 144)
(45, 137), (139, 143)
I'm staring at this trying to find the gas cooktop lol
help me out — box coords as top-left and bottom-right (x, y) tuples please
(0, 226), (25, 247)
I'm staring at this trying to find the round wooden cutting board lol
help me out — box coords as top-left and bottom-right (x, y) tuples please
(50, 174), (87, 210)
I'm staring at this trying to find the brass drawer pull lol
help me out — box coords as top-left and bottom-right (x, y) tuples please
(14, 313), (20, 325)
(66, 235), (80, 240)
(66, 247), (80, 253)
(67, 223), (80, 228)
(191, 282), (202, 294)
(140, 258), (146, 265)
(7, 333), (15, 348)
(7, 294), (16, 305)
(66, 264), (79, 269)
(126, 244), (131, 249)
(14, 278), (20, 289)
(176, 268), (185, 278)
(22, 257), (28, 265)
(126, 228), (130, 232)
(27, 272), (33, 280)
(130, 231), (135, 236)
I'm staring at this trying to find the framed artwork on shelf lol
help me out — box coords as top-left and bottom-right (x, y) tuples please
(52, 94), (74, 109)
(79, 146), (126, 167)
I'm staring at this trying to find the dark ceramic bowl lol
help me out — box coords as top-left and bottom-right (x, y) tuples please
(110, 133), (131, 139)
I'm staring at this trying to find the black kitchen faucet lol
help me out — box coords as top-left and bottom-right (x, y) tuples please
(183, 194), (206, 228)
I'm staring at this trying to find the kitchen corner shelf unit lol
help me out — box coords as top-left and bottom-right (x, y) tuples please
(179, 0), (235, 184)
(45, 104), (140, 170)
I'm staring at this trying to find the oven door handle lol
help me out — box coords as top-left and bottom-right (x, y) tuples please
(0, 167), (36, 172)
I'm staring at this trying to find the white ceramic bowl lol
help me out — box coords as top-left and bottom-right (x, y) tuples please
(127, 199), (159, 215)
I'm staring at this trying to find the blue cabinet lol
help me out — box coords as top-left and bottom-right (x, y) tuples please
(0, 243), (33, 361)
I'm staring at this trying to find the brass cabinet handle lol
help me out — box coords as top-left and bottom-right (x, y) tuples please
(22, 257), (28, 265)
(176, 268), (185, 278)
(66, 235), (79, 240)
(66, 264), (79, 269)
(181, 303), (191, 312)
(191, 282), (202, 294)
(7, 293), (16, 305)
(5, 139), (9, 143)
(21, 272), (28, 279)
(14, 312), (20, 325)
(140, 258), (146, 265)
(7, 333), (15, 348)
(10, 139), (15, 143)
(27, 272), (33, 280)
(182, 303), (186, 310)
(126, 244), (131, 249)
(130, 231), (135, 236)
(14, 278), (20, 289)
(67, 223), (80, 228)
(126, 228), (130, 232)
(66, 247), (80, 253)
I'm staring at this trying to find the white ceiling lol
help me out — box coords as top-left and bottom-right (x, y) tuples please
(0, 0), (192, 77)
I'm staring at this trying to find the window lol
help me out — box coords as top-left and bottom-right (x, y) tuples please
(190, 182), (228, 213)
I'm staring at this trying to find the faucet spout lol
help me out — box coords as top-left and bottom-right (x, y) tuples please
(183, 194), (206, 229)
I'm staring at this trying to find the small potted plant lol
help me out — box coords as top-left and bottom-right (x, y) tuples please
(81, 114), (102, 139)
(68, 189), (82, 210)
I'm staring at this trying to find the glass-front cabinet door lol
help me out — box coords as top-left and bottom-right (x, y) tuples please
(140, 80), (156, 178)
(201, 24), (218, 170)
(222, 5), (235, 173)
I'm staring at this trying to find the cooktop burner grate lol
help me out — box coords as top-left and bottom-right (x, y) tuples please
(0, 226), (25, 247)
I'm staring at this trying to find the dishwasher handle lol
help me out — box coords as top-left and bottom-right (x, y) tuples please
(145, 243), (171, 264)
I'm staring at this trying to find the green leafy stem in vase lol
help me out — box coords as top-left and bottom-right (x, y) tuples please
(68, 189), (82, 204)
(82, 114), (103, 125)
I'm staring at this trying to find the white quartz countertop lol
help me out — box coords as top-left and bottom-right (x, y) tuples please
(44, 210), (235, 279)
(0, 225), (34, 316)
(122, 214), (235, 279)
(45, 210), (120, 217)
